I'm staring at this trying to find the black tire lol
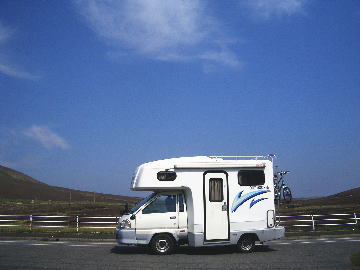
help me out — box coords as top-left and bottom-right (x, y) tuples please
(237, 235), (256, 253)
(282, 187), (292, 203)
(274, 189), (280, 204)
(150, 234), (176, 255)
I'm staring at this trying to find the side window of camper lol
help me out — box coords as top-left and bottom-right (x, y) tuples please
(238, 170), (265, 186)
(157, 171), (177, 181)
(142, 194), (176, 214)
(178, 193), (185, 212)
(209, 178), (223, 202)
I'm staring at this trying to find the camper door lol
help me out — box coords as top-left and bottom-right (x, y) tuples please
(203, 171), (230, 242)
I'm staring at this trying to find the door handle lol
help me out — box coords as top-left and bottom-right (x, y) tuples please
(170, 216), (177, 219)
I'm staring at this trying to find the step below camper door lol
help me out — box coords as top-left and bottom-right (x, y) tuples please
(203, 171), (230, 242)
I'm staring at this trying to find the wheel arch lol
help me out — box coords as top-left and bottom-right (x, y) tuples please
(150, 232), (178, 244)
(238, 233), (260, 243)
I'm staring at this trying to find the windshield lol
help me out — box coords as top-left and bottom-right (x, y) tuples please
(128, 193), (155, 214)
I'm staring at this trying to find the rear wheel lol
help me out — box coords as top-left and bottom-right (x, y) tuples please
(274, 188), (280, 204)
(237, 235), (256, 253)
(282, 187), (292, 203)
(150, 234), (176, 255)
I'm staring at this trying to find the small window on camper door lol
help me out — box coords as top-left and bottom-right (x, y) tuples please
(238, 170), (265, 186)
(209, 178), (223, 202)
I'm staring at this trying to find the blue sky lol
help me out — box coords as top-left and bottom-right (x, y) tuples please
(0, 0), (359, 198)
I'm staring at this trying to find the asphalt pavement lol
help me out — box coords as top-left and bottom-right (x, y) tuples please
(0, 236), (359, 269)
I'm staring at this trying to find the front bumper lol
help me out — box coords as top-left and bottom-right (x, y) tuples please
(115, 227), (137, 245)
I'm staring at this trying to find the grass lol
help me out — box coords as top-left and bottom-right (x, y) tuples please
(0, 227), (115, 235)
(278, 202), (360, 216)
(284, 224), (360, 232)
(0, 198), (136, 216)
(351, 252), (360, 267)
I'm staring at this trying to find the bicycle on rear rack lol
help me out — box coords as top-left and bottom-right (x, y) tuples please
(274, 170), (292, 203)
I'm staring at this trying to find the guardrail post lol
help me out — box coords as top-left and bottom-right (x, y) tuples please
(29, 215), (32, 231)
(311, 214), (315, 231)
(354, 213), (358, 229)
(76, 216), (79, 232)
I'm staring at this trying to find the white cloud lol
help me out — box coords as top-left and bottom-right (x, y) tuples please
(0, 63), (40, 80)
(75, 0), (240, 67)
(0, 22), (40, 80)
(0, 23), (13, 44)
(199, 50), (241, 68)
(244, 0), (306, 19)
(24, 125), (70, 150)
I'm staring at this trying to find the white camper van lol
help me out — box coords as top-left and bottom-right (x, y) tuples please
(115, 156), (284, 254)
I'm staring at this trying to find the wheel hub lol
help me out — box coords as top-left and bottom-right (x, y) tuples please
(241, 241), (252, 250)
(156, 239), (169, 252)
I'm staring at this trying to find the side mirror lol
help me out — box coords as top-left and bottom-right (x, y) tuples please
(130, 215), (135, 220)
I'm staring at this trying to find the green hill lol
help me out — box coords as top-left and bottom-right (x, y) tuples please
(0, 165), (139, 204)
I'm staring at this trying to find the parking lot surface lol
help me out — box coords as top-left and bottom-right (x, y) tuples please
(0, 237), (359, 269)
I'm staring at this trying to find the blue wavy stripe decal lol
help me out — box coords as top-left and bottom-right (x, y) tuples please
(250, 197), (268, 208)
(231, 190), (270, 212)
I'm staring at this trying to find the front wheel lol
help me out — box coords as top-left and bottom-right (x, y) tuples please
(282, 186), (292, 203)
(237, 235), (256, 253)
(150, 234), (176, 255)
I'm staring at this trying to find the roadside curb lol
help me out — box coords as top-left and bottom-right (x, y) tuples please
(0, 233), (115, 242)
(0, 237), (116, 242)
(285, 230), (360, 239)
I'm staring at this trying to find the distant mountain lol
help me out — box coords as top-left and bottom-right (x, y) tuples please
(327, 187), (360, 203)
(1, 164), (358, 207)
(0, 165), (139, 203)
(294, 187), (360, 207)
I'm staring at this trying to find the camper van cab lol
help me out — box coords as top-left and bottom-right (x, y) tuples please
(116, 156), (284, 255)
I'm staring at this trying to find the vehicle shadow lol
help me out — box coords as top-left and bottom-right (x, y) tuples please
(177, 245), (276, 255)
(111, 244), (276, 255)
(111, 245), (150, 255)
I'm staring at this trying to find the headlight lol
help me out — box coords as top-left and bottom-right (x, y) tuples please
(119, 219), (131, 229)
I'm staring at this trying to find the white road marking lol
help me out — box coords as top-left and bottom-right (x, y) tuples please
(69, 244), (93, 247)
(347, 239), (360, 242)
(0, 241), (17, 243)
(92, 242), (115, 245)
(324, 240), (336, 243)
(300, 241), (313, 244)
(277, 242), (291, 245)
(29, 243), (50, 246)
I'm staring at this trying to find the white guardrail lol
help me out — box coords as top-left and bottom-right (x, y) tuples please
(277, 213), (359, 230)
(0, 213), (358, 231)
(0, 215), (120, 231)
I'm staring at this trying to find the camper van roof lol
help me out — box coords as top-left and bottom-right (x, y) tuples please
(140, 156), (272, 169)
